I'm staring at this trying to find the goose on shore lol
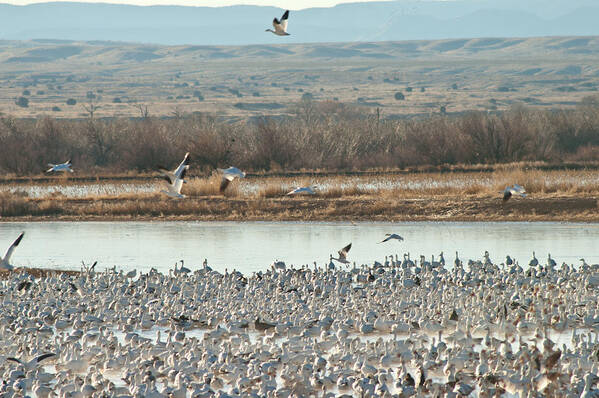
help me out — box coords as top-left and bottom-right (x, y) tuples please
(0, 232), (24, 271)
(46, 160), (73, 173)
(218, 167), (246, 193)
(161, 167), (187, 199)
(157, 152), (190, 184)
(266, 10), (290, 36)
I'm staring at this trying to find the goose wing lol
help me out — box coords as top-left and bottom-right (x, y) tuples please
(3, 232), (24, 264)
(220, 177), (231, 193)
(512, 184), (525, 194)
(338, 243), (352, 260)
(173, 168), (187, 194)
(174, 152), (190, 179)
(279, 10), (289, 32)
(32, 353), (56, 365)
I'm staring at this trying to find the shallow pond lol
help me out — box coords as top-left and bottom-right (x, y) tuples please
(1, 221), (597, 274)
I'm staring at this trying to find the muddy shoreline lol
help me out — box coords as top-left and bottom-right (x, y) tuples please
(1, 195), (597, 222)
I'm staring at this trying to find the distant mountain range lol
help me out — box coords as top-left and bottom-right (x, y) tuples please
(1, 1), (599, 45)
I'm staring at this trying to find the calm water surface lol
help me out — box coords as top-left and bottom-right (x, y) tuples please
(0, 221), (597, 274)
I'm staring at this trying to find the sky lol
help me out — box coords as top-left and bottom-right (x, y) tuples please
(2, 0), (392, 8)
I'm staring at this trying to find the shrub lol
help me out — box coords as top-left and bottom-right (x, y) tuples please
(15, 97), (29, 108)
(193, 91), (204, 101)
(66, 98), (77, 106)
(394, 92), (405, 100)
(22, 90), (31, 96)
(52, 106), (61, 112)
(113, 97), (122, 103)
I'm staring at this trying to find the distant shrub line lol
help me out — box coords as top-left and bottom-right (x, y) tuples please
(1, 100), (599, 175)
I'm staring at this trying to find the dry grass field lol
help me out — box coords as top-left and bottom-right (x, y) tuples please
(1, 36), (599, 120)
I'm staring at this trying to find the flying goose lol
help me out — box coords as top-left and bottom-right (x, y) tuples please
(332, 243), (352, 264)
(503, 184), (526, 202)
(0, 232), (24, 271)
(46, 160), (73, 173)
(157, 152), (190, 184)
(218, 166), (246, 193)
(7, 353), (56, 371)
(286, 186), (316, 195)
(161, 167), (187, 199)
(379, 233), (404, 243)
(266, 10), (290, 36)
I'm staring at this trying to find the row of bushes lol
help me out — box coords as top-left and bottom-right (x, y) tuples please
(1, 99), (599, 175)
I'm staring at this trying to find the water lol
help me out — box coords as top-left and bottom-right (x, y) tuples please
(1, 221), (597, 274)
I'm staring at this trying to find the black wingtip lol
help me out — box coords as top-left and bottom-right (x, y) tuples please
(183, 153), (191, 165)
(220, 178), (230, 193)
(282, 10), (289, 20)
(179, 168), (188, 180)
(14, 232), (24, 246)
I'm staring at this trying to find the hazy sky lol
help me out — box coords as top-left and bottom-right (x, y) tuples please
(3, 0), (392, 8)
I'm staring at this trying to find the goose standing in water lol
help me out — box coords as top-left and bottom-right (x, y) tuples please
(157, 152), (190, 184)
(161, 167), (187, 199)
(0, 232), (24, 271)
(266, 10), (290, 36)
(529, 251), (539, 267)
(46, 160), (73, 173)
(218, 166), (246, 193)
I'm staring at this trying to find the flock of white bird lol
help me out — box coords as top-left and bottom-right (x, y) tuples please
(6, 10), (584, 397)
(2, 247), (599, 397)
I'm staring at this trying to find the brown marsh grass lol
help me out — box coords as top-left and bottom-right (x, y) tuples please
(1, 168), (598, 221)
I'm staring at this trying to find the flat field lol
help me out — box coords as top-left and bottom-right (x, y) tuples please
(1, 36), (599, 119)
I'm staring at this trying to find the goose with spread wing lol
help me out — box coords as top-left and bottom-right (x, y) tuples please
(503, 184), (526, 202)
(161, 168), (187, 199)
(266, 10), (290, 36)
(218, 166), (246, 193)
(46, 160), (73, 173)
(286, 186), (316, 195)
(0, 232), (24, 271)
(157, 152), (190, 184)
(332, 243), (352, 264)
(379, 233), (404, 243)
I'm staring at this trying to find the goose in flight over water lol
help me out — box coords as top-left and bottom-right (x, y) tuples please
(0, 232), (24, 271)
(266, 10), (290, 36)
(286, 186), (316, 195)
(379, 233), (404, 243)
(161, 167), (187, 199)
(218, 167), (246, 193)
(503, 184), (526, 202)
(332, 243), (352, 264)
(46, 160), (73, 173)
(157, 152), (190, 184)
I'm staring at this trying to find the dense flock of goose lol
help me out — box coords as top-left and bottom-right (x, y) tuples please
(2, 249), (599, 397)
